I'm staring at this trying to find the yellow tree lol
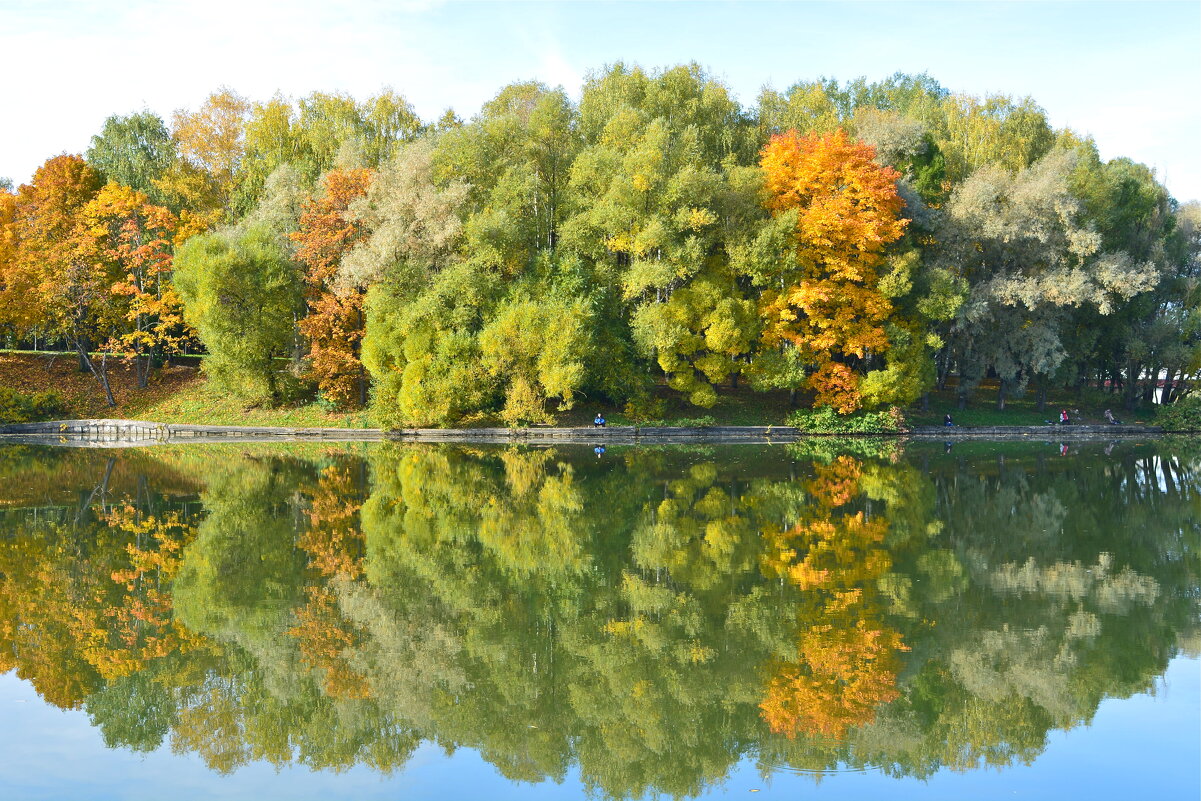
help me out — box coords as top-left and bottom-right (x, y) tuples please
(9, 155), (120, 404)
(171, 88), (251, 216)
(83, 183), (192, 387)
(759, 129), (907, 412)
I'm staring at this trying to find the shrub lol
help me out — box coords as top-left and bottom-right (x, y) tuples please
(672, 415), (717, 428)
(623, 394), (666, 424)
(787, 405), (907, 434)
(0, 387), (69, 424)
(1156, 396), (1201, 432)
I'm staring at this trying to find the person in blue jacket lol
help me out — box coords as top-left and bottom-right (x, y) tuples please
(593, 413), (606, 428)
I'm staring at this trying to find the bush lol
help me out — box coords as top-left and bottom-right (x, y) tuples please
(671, 415), (717, 428)
(787, 405), (907, 434)
(623, 394), (666, 424)
(1156, 396), (1201, 432)
(0, 387), (69, 424)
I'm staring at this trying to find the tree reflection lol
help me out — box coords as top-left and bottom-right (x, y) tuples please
(0, 440), (1195, 796)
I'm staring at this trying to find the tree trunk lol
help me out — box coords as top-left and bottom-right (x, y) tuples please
(1036, 382), (1047, 412)
(996, 378), (1007, 411)
(1142, 364), (1160, 405)
(1161, 369), (1178, 404)
(788, 388), (797, 408)
(78, 337), (91, 373)
(957, 390), (967, 410)
(921, 392), (929, 412)
(936, 349), (951, 390)
(77, 342), (116, 407)
(1123, 361), (1139, 412)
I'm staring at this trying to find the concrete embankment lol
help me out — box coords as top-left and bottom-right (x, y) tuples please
(910, 424), (1163, 438)
(0, 420), (801, 447)
(0, 419), (1166, 447)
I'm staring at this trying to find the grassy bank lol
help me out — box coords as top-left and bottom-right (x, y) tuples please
(0, 351), (1163, 430)
(0, 352), (371, 428)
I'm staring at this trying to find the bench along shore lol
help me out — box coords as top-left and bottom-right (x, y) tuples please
(0, 419), (1167, 447)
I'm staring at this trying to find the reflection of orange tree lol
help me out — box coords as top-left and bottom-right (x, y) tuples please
(758, 456), (908, 740)
(287, 460), (371, 699)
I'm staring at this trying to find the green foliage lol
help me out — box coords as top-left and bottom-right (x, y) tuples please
(1155, 396), (1201, 432)
(173, 224), (303, 403)
(0, 387), (69, 423)
(8, 70), (1194, 426)
(787, 405), (907, 434)
(85, 111), (178, 208)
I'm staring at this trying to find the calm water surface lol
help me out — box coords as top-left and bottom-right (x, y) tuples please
(0, 439), (1197, 800)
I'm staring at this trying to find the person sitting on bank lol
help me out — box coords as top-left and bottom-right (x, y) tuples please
(593, 413), (606, 428)
(944, 413), (954, 427)
(1105, 409), (1121, 425)
(1060, 409), (1070, 425)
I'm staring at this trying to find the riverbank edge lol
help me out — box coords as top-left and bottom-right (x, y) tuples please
(0, 419), (1168, 447)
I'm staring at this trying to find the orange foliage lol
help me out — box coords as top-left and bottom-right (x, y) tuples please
(84, 183), (193, 377)
(287, 585), (371, 700)
(287, 460), (370, 699)
(760, 614), (907, 739)
(297, 462), (366, 579)
(759, 456), (908, 740)
(7, 155), (104, 331)
(292, 168), (374, 408)
(759, 129), (907, 411)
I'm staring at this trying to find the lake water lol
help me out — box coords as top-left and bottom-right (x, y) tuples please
(0, 438), (1197, 800)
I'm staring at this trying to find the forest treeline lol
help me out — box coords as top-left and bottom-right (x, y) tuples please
(2, 64), (1198, 425)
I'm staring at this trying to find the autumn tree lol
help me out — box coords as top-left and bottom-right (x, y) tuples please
(171, 88), (251, 215)
(82, 183), (191, 388)
(292, 167), (375, 407)
(758, 129), (909, 412)
(9, 155), (120, 404)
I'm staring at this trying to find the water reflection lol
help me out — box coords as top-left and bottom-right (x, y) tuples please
(0, 440), (1197, 798)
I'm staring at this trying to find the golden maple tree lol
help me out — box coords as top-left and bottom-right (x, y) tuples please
(759, 456), (908, 739)
(759, 129), (907, 412)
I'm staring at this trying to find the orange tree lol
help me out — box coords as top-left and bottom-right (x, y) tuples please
(758, 129), (907, 412)
(292, 168), (375, 408)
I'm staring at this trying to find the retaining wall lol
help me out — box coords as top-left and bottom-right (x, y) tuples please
(0, 419), (1166, 447)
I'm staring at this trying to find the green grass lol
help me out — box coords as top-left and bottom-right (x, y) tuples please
(908, 384), (1157, 427)
(128, 381), (375, 428)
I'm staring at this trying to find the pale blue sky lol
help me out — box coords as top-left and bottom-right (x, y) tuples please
(1, 1), (1198, 199)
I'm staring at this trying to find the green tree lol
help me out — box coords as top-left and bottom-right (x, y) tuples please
(85, 111), (178, 207)
(173, 223), (303, 402)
